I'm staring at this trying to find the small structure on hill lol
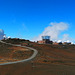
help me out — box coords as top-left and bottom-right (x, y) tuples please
(63, 42), (71, 45)
(53, 42), (59, 45)
(37, 36), (53, 44)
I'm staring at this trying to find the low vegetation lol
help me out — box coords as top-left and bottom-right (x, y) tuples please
(0, 38), (75, 75)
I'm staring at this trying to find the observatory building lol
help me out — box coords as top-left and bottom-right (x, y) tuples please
(42, 36), (50, 43)
(42, 36), (50, 40)
(37, 36), (53, 44)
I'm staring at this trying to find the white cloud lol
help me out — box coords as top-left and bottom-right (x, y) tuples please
(0, 29), (5, 40)
(62, 34), (75, 43)
(32, 22), (69, 41)
(62, 34), (70, 42)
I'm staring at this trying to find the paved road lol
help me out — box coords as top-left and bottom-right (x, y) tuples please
(0, 41), (38, 65)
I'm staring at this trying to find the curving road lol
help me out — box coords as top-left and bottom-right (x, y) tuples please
(0, 40), (38, 65)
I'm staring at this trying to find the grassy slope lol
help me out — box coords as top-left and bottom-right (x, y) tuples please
(0, 41), (33, 61)
(27, 42), (75, 66)
(0, 42), (13, 57)
(0, 39), (75, 75)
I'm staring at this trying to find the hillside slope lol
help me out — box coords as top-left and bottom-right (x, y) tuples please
(0, 41), (33, 63)
(0, 39), (75, 75)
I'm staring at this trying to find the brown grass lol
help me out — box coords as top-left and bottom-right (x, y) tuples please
(0, 41), (75, 75)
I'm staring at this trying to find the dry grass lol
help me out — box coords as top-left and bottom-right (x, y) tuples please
(0, 42), (33, 63)
(0, 39), (75, 75)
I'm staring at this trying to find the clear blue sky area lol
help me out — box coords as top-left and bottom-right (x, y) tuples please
(0, 0), (75, 40)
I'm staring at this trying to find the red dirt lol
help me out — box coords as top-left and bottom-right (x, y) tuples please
(0, 42), (75, 75)
(0, 43), (33, 63)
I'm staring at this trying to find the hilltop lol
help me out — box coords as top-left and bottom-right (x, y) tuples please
(0, 38), (75, 75)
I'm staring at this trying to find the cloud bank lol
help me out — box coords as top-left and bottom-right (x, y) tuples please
(32, 22), (69, 42)
(0, 29), (5, 40)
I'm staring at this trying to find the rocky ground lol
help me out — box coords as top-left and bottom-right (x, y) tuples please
(0, 42), (33, 64)
(0, 39), (75, 75)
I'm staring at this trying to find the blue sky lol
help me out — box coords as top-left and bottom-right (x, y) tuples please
(0, 0), (75, 41)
